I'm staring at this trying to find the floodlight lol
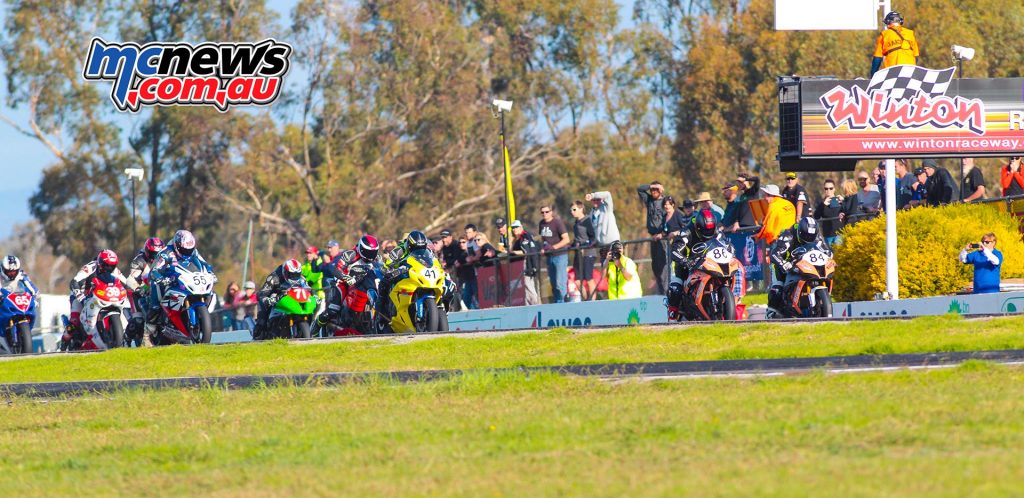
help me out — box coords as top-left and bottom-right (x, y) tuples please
(951, 45), (975, 61)
(492, 99), (513, 113)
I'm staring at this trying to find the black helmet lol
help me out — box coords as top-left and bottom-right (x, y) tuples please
(406, 230), (428, 250)
(692, 209), (718, 241)
(796, 217), (819, 244)
(883, 11), (903, 26)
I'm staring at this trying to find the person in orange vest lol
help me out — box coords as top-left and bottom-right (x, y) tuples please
(871, 11), (919, 76)
(754, 184), (796, 246)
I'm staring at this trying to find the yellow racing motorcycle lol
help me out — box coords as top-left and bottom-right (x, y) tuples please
(375, 247), (452, 333)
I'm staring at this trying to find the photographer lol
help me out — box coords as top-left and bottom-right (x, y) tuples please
(959, 233), (1003, 294)
(604, 240), (642, 300)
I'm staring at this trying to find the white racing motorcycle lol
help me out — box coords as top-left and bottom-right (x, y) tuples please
(153, 261), (218, 345)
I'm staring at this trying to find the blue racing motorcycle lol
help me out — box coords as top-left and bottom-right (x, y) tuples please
(0, 285), (36, 354)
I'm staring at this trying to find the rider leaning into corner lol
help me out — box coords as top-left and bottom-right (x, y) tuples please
(254, 259), (306, 337)
(1, 255), (38, 296)
(767, 217), (829, 315)
(67, 249), (129, 347)
(146, 230), (215, 335)
(666, 208), (725, 320)
(313, 235), (380, 332)
(376, 230), (430, 319)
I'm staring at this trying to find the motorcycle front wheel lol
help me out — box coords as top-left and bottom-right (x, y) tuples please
(814, 288), (833, 318)
(717, 286), (736, 321)
(295, 320), (311, 339)
(193, 307), (213, 344)
(107, 316), (125, 349)
(16, 321), (32, 354)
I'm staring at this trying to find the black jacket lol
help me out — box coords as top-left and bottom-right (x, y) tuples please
(511, 232), (541, 277)
(925, 168), (958, 206)
(637, 185), (668, 235)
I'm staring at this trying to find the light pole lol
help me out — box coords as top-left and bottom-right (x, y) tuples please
(124, 168), (145, 250)
(492, 98), (515, 305)
(951, 44), (975, 201)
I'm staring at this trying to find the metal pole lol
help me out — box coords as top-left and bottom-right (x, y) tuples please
(241, 217), (253, 284)
(500, 111), (514, 306)
(131, 179), (137, 250)
(884, 158), (898, 299)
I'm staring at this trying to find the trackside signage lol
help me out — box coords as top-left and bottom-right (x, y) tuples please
(82, 38), (291, 112)
(798, 66), (1024, 158)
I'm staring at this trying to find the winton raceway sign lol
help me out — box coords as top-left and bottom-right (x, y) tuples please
(799, 65), (1024, 158)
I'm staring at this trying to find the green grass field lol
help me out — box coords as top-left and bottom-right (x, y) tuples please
(1, 315), (1021, 384)
(3, 365), (1023, 496)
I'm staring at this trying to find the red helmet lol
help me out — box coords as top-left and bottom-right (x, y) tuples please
(283, 259), (303, 282)
(693, 209), (718, 241)
(144, 237), (165, 262)
(96, 250), (119, 274)
(356, 235), (379, 261)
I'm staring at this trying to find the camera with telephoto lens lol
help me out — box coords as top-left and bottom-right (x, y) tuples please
(609, 241), (623, 260)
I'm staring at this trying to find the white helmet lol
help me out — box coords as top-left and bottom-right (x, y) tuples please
(2, 255), (21, 281)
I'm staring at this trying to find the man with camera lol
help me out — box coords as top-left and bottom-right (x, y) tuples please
(604, 240), (641, 300)
(960, 233), (1003, 294)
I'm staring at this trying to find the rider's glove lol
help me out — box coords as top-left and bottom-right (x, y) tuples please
(782, 262), (793, 272)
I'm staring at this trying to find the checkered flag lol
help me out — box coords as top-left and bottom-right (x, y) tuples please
(867, 65), (956, 101)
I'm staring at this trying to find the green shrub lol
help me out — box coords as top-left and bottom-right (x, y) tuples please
(833, 203), (1024, 301)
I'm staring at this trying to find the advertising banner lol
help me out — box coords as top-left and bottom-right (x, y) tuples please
(729, 234), (764, 282)
(798, 67), (1024, 158)
(476, 260), (526, 309)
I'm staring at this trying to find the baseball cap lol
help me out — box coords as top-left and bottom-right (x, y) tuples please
(914, 167), (926, 175)
(785, 172), (797, 179)
(326, 239), (340, 248)
(721, 181), (739, 191)
(494, 217), (506, 228)
(440, 229), (452, 237)
(682, 199), (694, 208)
(243, 281), (256, 289)
(305, 246), (318, 254)
(510, 219), (523, 228)
(922, 159), (938, 169)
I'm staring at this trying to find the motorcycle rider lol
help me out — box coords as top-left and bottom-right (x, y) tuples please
(1, 255), (39, 295)
(666, 209), (722, 320)
(254, 259), (307, 339)
(67, 250), (129, 348)
(767, 217), (827, 315)
(147, 230), (215, 334)
(313, 235), (380, 335)
(125, 237), (165, 344)
(377, 230), (430, 319)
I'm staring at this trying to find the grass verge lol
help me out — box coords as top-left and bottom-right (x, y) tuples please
(1, 365), (1023, 496)
(1, 314), (1021, 384)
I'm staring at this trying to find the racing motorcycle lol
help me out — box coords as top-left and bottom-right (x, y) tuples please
(152, 260), (217, 345)
(771, 243), (836, 318)
(259, 282), (318, 340)
(81, 274), (130, 349)
(315, 263), (380, 337)
(681, 238), (742, 321)
(0, 284), (36, 354)
(375, 247), (450, 334)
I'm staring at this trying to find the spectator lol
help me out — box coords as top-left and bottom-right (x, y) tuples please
(813, 179), (843, 247)
(894, 159), (915, 209)
(908, 167), (929, 208)
(692, 192), (723, 221)
(604, 240), (642, 300)
(720, 181), (745, 233)
(509, 220), (542, 306)
(960, 233), (1002, 294)
(301, 246), (324, 303)
(1001, 157), (1024, 197)
(430, 236), (444, 257)
(538, 205), (571, 303)
(737, 172), (761, 202)
(313, 239), (345, 286)
(856, 170), (881, 218)
(874, 162), (888, 208)
(754, 184), (796, 246)
(681, 199), (695, 222)
(473, 232), (499, 267)
(439, 229), (459, 273)
(923, 159), (957, 206)
(781, 172), (810, 218)
(660, 196), (688, 239)
(569, 200), (597, 301)
(871, 11), (919, 75)
(494, 218), (509, 253)
(235, 281), (258, 325)
(464, 224), (481, 261)
(221, 281), (240, 330)
(839, 179), (861, 225)
(637, 181), (668, 295)
(455, 236), (478, 309)
(585, 191), (621, 249)
(960, 158), (986, 202)
(381, 239), (398, 253)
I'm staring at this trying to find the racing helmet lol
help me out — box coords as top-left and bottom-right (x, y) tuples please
(96, 250), (119, 274)
(406, 230), (429, 250)
(883, 11), (903, 26)
(693, 208), (718, 241)
(144, 237), (165, 262)
(796, 217), (819, 244)
(283, 259), (303, 283)
(356, 235), (379, 261)
(172, 230), (197, 258)
(2, 255), (21, 280)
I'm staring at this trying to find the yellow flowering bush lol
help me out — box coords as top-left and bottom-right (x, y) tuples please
(833, 203), (1024, 301)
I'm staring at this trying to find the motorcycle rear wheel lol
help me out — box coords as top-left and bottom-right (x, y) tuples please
(16, 322), (32, 354)
(437, 307), (449, 332)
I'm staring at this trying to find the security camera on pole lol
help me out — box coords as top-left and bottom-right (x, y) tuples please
(491, 98), (516, 305)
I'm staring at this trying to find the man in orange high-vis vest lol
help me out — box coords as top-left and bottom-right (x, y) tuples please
(871, 11), (919, 76)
